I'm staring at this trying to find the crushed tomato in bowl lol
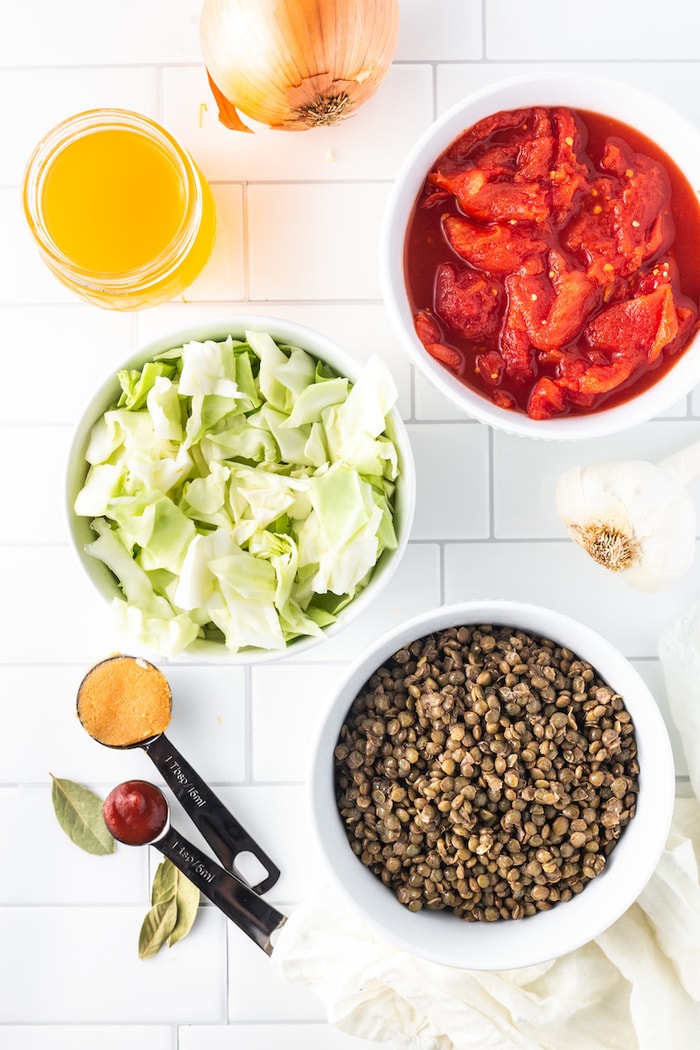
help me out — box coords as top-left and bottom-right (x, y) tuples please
(406, 106), (700, 420)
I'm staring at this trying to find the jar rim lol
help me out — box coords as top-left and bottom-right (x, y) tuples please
(22, 108), (205, 293)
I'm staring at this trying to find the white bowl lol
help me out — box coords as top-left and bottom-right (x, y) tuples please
(380, 73), (700, 439)
(66, 315), (416, 662)
(310, 599), (675, 969)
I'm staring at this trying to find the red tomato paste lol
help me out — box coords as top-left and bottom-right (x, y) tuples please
(103, 779), (169, 846)
(405, 107), (700, 420)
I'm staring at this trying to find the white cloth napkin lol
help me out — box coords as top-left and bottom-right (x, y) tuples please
(271, 605), (700, 1050)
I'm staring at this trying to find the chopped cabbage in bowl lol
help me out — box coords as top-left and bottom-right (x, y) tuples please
(68, 324), (413, 658)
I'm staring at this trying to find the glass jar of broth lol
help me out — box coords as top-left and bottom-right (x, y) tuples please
(22, 109), (217, 310)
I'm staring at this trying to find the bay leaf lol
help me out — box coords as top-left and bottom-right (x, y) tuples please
(168, 865), (201, 947)
(139, 857), (201, 958)
(138, 897), (178, 960)
(151, 856), (178, 906)
(50, 774), (115, 856)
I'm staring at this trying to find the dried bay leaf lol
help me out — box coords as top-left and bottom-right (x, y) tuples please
(50, 774), (115, 856)
(138, 897), (178, 960)
(151, 855), (178, 906)
(168, 866), (200, 947)
(139, 857), (201, 958)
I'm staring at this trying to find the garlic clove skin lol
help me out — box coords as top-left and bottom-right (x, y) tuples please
(555, 459), (697, 591)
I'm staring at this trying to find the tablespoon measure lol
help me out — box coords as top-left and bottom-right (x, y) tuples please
(104, 780), (287, 955)
(77, 655), (280, 894)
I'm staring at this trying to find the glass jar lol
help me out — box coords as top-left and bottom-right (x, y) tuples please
(22, 109), (217, 310)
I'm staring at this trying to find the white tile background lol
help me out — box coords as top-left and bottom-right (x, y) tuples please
(1, 0), (699, 1046)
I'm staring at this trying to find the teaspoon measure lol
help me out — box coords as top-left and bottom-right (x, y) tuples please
(103, 780), (287, 955)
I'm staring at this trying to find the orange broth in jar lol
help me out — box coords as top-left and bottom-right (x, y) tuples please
(23, 109), (216, 310)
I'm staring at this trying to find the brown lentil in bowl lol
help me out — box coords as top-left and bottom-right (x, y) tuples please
(333, 623), (639, 922)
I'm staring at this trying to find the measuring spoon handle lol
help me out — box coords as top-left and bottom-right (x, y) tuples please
(156, 826), (286, 955)
(145, 733), (280, 894)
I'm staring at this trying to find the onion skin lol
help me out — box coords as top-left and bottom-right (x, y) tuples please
(200, 0), (400, 132)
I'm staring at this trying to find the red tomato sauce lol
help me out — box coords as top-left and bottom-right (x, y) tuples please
(103, 779), (169, 846)
(405, 107), (700, 420)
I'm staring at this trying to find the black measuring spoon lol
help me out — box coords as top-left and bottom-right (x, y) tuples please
(103, 780), (287, 955)
(77, 655), (280, 894)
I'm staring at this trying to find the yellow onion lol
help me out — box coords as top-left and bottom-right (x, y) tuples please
(200, 0), (400, 132)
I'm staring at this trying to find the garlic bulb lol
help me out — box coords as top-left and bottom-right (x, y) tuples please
(555, 439), (700, 590)
(200, 0), (400, 132)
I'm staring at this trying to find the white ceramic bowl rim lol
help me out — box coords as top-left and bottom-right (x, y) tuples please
(65, 314), (416, 664)
(380, 72), (700, 440)
(309, 599), (675, 970)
